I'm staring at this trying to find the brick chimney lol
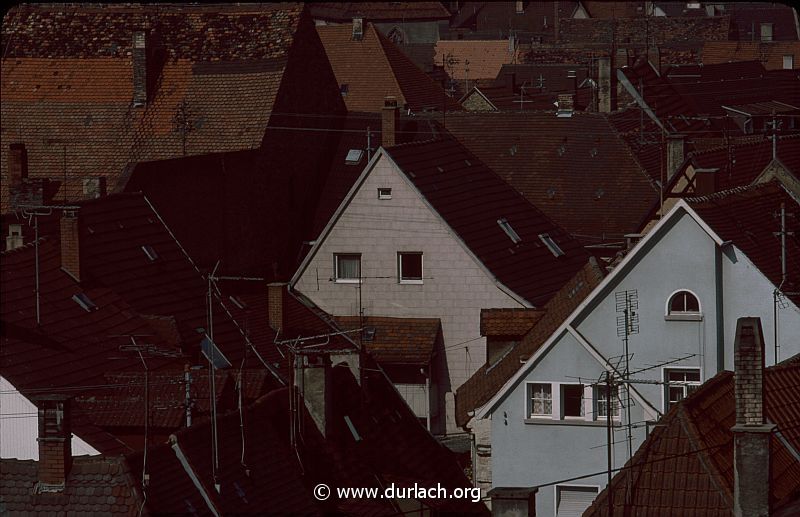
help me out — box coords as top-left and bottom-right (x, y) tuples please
(8, 143), (28, 187)
(382, 96), (399, 148)
(268, 282), (286, 332)
(597, 57), (612, 113)
(731, 317), (775, 517)
(60, 212), (80, 281)
(34, 395), (72, 489)
(132, 31), (147, 107)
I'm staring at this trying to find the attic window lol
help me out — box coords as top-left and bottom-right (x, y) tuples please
(340, 83), (349, 97)
(345, 149), (364, 165)
(72, 293), (97, 312)
(539, 233), (565, 257)
(498, 218), (522, 244)
(141, 245), (158, 261)
(378, 188), (392, 200)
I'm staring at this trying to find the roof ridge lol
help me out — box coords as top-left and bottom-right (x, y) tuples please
(685, 180), (782, 203)
(0, 235), (48, 257)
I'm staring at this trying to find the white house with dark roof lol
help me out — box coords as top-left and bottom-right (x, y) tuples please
(471, 182), (800, 516)
(290, 115), (588, 435)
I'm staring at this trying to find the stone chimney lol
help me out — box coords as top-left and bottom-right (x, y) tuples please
(731, 317), (774, 517)
(8, 143), (28, 187)
(382, 96), (399, 147)
(489, 487), (537, 516)
(268, 282), (286, 332)
(132, 31), (147, 107)
(597, 56), (612, 113)
(34, 395), (72, 489)
(667, 134), (686, 180)
(352, 17), (364, 41)
(60, 212), (80, 281)
(295, 353), (333, 438)
(556, 93), (575, 118)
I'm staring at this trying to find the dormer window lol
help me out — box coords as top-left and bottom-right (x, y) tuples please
(666, 290), (702, 321)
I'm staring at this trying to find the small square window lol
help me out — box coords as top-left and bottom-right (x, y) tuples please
(784, 55), (794, 70)
(664, 368), (701, 411)
(334, 254), (361, 283)
(562, 384), (584, 418)
(528, 383), (552, 417)
(398, 252), (423, 283)
(595, 385), (620, 419)
(761, 23), (773, 42)
(378, 188), (392, 200)
(340, 83), (349, 96)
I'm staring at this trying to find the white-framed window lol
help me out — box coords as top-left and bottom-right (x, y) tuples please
(594, 385), (621, 420)
(398, 252), (423, 284)
(561, 384), (584, 419)
(663, 368), (701, 411)
(784, 55), (794, 70)
(555, 485), (599, 517)
(665, 289), (702, 320)
(334, 253), (361, 283)
(378, 187), (392, 200)
(527, 383), (552, 418)
(761, 22), (773, 42)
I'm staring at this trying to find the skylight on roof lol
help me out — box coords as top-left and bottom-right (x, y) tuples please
(229, 295), (248, 310)
(200, 335), (232, 370)
(539, 233), (565, 257)
(344, 415), (362, 442)
(141, 245), (158, 261)
(345, 149), (364, 165)
(498, 218), (522, 244)
(72, 293), (97, 312)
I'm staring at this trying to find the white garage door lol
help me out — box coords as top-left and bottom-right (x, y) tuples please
(556, 485), (598, 517)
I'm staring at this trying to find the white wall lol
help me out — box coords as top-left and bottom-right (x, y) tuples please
(295, 154), (524, 432)
(0, 376), (100, 459)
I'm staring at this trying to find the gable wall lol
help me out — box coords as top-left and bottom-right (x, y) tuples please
(294, 154), (524, 432)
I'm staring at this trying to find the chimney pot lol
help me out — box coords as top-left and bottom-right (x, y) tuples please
(382, 96), (400, 147)
(60, 212), (81, 281)
(132, 31), (147, 107)
(8, 143), (29, 187)
(33, 395), (72, 489)
(352, 17), (364, 41)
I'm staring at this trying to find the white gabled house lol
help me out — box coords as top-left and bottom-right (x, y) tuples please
(471, 182), (800, 516)
(290, 128), (589, 434)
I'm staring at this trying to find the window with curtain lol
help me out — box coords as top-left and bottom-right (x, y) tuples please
(334, 254), (361, 282)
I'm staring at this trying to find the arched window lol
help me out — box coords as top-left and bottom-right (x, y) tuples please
(666, 290), (702, 320)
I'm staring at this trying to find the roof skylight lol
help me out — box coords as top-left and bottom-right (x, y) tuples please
(345, 149), (364, 165)
(498, 218), (522, 244)
(72, 293), (98, 312)
(539, 233), (565, 257)
(141, 245), (158, 261)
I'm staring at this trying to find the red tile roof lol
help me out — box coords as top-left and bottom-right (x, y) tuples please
(335, 315), (441, 365)
(441, 111), (659, 243)
(455, 259), (605, 427)
(0, 456), (145, 516)
(703, 41), (800, 70)
(309, 2), (451, 22)
(586, 359), (800, 516)
(686, 181), (800, 305)
(434, 40), (523, 82)
(317, 23), (461, 112)
(480, 308), (545, 337)
(386, 136), (590, 307)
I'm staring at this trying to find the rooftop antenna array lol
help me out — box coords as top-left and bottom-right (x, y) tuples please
(773, 201), (795, 364)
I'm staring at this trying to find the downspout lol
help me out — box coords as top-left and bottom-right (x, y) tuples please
(715, 245), (725, 372)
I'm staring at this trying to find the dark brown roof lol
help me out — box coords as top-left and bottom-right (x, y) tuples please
(386, 136), (590, 307)
(317, 23), (461, 112)
(335, 316), (441, 365)
(455, 259), (605, 427)
(586, 359), (800, 516)
(442, 111), (659, 243)
(308, 2), (451, 22)
(0, 456), (144, 516)
(480, 308), (545, 337)
(687, 181), (800, 305)
(703, 41), (800, 70)
(726, 3), (800, 42)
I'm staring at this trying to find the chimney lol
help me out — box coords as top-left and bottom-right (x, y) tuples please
(8, 143), (28, 187)
(556, 93), (574, 118)
(34, 395), (72, 490)
(382, 96), (399, 147)
(295, 353), (333, 438)
(132, 31), (147, 107)
(731, 317), (775, 517)
(667, 134), (686, 180)
(60, 212), (80, 281)
(352, 17), (364, 41)
(268, 282), (286, 332)
(597, 57), (612, 113)
(489, 487), (537, 516)
(506, 71), (517, 92)
(5, 224), (24, 251)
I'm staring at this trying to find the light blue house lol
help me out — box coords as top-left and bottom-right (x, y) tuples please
(474, 183), (800, 516)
